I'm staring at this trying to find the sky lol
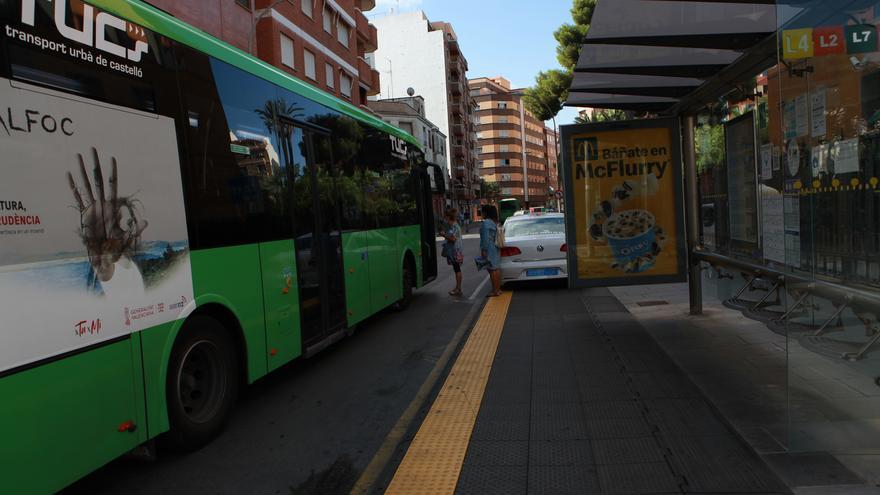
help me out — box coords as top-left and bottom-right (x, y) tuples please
(367, 0), (581, 128)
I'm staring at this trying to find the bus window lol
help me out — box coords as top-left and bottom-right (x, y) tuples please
(307, 114), (366, 232)
(212, 59), (293, 243)
(176, 52), (296, 248)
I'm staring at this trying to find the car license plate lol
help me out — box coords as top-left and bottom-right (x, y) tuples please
(527, 268), (558, 277)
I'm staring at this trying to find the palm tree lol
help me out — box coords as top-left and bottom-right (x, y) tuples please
(574, 108), (630, 124)
(255, 98), (304, 171)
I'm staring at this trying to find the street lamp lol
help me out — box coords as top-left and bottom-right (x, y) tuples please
(248, 0), (290, 55)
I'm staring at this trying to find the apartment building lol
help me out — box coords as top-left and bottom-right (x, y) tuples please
(368, 95), (449, 223)
(143, 0), (381, 108)
(469, 76), (553, 207)
(371, 12), (479, 216)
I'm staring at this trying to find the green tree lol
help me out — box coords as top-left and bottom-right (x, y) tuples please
(480, 179), (501, 202)
(695, 123), (725, 173)
(554, 24), (590, 71)
(523, 0), (597, 122)
(570, 0), (598, 26)
(522, 70), (572, 122)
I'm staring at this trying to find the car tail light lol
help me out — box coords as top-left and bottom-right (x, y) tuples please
(560, 244), (567, 252)
(500, 246), (521, 257)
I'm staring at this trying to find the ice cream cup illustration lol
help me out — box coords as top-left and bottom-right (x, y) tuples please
(605, 209), (656, 272)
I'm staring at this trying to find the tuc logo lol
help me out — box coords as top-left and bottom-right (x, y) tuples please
(390, 135), (408, 159)
(21, 0), (149, 63)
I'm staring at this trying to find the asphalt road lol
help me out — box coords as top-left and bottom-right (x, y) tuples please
(64, 236), (487, 495)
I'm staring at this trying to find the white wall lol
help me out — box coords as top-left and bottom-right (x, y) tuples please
(373, 12), (452, 179)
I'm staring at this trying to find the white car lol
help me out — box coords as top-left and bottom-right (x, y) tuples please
(499, 213), (567, 283)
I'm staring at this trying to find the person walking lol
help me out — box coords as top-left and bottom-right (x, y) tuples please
(442, 208), (464, 296)
(479, 204), (503, 297)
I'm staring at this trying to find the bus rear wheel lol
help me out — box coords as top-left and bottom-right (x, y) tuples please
(392, 259), (415, 311)
(163, 315), (239, 451)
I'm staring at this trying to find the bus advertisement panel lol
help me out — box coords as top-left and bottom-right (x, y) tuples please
(0, 79), (193, 373)
(561, 119), (686, 288)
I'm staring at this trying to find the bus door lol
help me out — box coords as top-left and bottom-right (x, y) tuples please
(414, 163), (438, 283)
(287, 123), (347, 349)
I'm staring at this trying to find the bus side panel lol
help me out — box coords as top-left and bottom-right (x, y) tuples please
(139, 243), (266, 440)
(260, 240), (302, 372)
(138, 321), (179, 438)
(190, 246), (267, 383)
(367, 228), (401, 312)
(0, 340), (145, 494)
(343, 232), (372, 326)
(399, 225), (425, 288)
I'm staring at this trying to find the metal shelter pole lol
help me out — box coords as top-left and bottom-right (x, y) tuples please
(683, 114), (702, 315)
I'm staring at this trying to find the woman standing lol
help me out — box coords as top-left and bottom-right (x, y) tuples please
(480, 204), (503, 297)
(443, 208), (464, 296)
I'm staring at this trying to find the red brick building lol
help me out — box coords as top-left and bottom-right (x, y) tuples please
(469, 76), (555, 207)
(144, 0), (380, 108)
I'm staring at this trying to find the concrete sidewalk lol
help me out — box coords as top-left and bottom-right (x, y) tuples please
(454, 287), (788, 494)
(611, 283), (879, 494)
(384, 285), (791, 494)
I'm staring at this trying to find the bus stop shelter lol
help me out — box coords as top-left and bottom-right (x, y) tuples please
(561, 0), (880, 480)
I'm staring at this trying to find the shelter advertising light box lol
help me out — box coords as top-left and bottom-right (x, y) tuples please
(561, 119), (686, 288)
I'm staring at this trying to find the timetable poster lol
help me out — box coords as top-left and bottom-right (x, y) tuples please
(725, 112), (760, 255)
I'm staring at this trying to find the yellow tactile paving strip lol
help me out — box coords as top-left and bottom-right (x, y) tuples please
(385, 292), (512, 495)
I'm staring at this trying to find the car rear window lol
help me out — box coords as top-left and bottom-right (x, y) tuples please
(504, 217), (565, 237)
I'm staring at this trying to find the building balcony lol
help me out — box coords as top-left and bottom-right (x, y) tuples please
(449, 99), (464, 117)
(479, 151), (522, 161)
(357, 57), (380, 96)
(446, 36), (461, 56)
(355, 11), (378, 52)
(449, 80), (462, 96)
(476, 107), (520, 117)
(450, 122), (465, 136)
(369, 68), (380, 96)
(482, 136), (520, 146)
(452, 144), (466, 157)
(477, 122), (519, 132)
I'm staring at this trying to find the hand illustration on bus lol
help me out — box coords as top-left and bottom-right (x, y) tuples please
(67, 147), (148, 290)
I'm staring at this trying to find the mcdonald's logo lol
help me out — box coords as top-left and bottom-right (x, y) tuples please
(575, 137), (599, 161)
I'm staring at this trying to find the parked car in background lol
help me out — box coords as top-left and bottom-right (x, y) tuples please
(499, 213), (567, 283)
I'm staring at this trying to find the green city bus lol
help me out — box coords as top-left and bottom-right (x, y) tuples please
(498, 197), (520, 224)
(0, 1), (437, 492)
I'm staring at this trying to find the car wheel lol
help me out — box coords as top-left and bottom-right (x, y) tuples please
(162, 315), (239, 451)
